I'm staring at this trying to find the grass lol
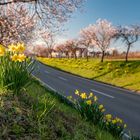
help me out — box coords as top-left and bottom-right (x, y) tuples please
(0, 77), (119, 140)
(38, 57), (140, 92)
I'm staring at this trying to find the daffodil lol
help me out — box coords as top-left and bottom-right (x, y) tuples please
(86, 100), (92, 105)
(105, 114), (112, 121)
(0, 45), (5, 56)
(94, 96), (98, 102)
(124, 124), (127, 128)
(11, 54), (18, 62)
(112, 119), (117, 124)
(101, 108), (105, 112)
(80, 93), (87, 99)
(18, 54), (26, 62)
(67, 96), (72, 99)
(99, 104), (104, 110)
(17, 43), (25, 53)
(119, 119), (123, 124)
(115, 117), (123, 123)
(8, 44), (17, 52)
(89, 92), (93, 98)
(75, 90), (79, 96)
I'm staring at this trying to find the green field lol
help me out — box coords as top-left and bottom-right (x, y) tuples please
(0, 78), (119, 140)
(38, 58), (140, 92)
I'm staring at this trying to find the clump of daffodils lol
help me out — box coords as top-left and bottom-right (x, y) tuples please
(0, 43), (26, 62)
(11, 53), (26, 62)
(8, 43), (26, 62)
(8, 43), (25, 53)
(68, 90), (127, 138)
(0, 43), (33, 95)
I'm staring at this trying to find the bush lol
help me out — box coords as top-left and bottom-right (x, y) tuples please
(0, 43), (35, 94)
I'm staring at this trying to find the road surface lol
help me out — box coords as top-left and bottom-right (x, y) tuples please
(33, 62), (140, 137)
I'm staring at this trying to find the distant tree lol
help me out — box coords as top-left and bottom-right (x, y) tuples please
(26, 45), (49, 57)
(78, 33), (93, 61)
(112, 49), (119, 56)
(55, 43), (66, 58)
(117, 25), (140, 62)
(40, 31), (55, 58)
(80, 19), (117, 62)
(65, 39), (78, 59)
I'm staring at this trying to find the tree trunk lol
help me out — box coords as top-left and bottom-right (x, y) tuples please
(101, 51), (105, 62)
(86, 55), (89, 61)
(67, 53), (69, 59)
(74, 52), (77, 59)
(50, 53), (52, 58)
(65, 52), (69, 58)
(125, 44), (131, 62)
(73, 50), (77, 59)
(86, 51), (88, 61)
(79, 49), (82, 58)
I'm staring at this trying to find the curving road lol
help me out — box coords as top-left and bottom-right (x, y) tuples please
(33, 62), (140, 137)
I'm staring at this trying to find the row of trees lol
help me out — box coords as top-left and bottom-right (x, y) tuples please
(0, 1), (139, 62)
(54, 19), (140, 62)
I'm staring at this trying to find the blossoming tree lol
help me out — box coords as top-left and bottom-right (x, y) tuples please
(0, 6), (35, 46)
(55, 42), (71, 58)
(65, 39), (79, 59)
(0, 0), (84, 28)
(79, 29), (94, 61)
(40, 31), (56, 58)
(80, 19), (117, 62)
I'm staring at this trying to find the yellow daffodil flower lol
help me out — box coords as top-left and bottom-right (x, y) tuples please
(124, 124), (127, 128)
(89, 92), (93, 98)
(80, 93), (87, 99)
(86, 100), (92, 105)
(115, 117), (123, 123)
(67, 96), (72, 99)
(99, 104), (104, 110)
(18, 54), (26, 62)
(94, 96), (98, 102)
(75, 90), (79, 96)
(11, 54), (18, 62)
(17, 43), (25, 53)
(112, 119), (117, 124)
(105, 114), (112, 121)
(8, 44), (18, 52)
(0, 45), (5, 56)
(101, 108), (105, 112)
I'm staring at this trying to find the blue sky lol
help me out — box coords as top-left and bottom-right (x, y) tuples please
(57, 0), (140, 51)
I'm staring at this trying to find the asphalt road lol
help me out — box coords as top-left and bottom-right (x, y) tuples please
(33, 62), (140, 137)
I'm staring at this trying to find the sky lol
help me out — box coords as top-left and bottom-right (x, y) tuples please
(57, 0), (140, 52)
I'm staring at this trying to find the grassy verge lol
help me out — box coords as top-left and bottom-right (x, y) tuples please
(38, 57), (140, 92)
(0, 78), (119, 140)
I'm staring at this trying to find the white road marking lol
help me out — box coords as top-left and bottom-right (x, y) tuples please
(44, 83), (57, 92)
(56, 69), (135, 93)
(32, 74), (57, 92)
(45, 70), (50, 74)
(123, 133), (131, 139)
(58, 76), (67, 81)
(90, 89), (115, 99)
